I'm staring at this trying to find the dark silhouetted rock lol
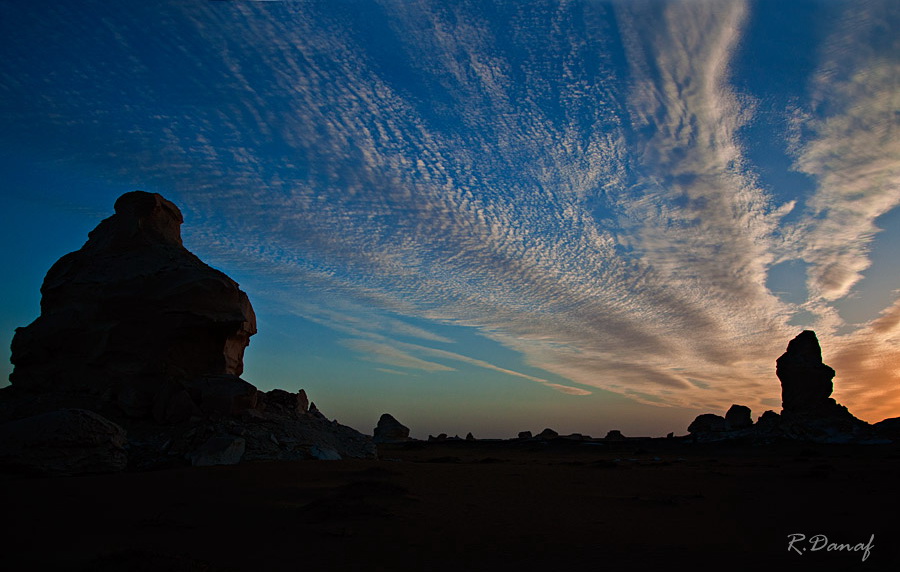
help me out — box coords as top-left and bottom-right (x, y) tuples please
(604, 430), (626, 441)
(297, 389), (309, 413)
(8, 191), (257, 419)
(1, 192), (377, 470)
(308, 402), (327, 420)
(466, 432), (476, 441)
(536, 428), (558, 440)
(688, 414), (728, 434)
(259, 388), (309, 416)
(777, 330), (836, 414)
(517, 431), (532, 440)
(756, 410), (781, 429)
(775, 331), (872, 442)
(689, 332), (876, 444)
(373, 413), (410, 443)
(125, 386), (376, 468)
(725, 404), (753, 429)
(428, 433), (449, 442)
(0, 409), (126, 476)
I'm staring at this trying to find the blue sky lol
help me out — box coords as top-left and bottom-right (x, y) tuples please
(1, 0), (898, 438)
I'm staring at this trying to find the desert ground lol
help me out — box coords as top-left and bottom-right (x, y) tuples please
(3, 438), (898, 571)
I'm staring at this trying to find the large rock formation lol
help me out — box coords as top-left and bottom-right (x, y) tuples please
(2, 191), (375, 473)
(774, 330), (874, 442)
(777, 330), (837, 414)
(9, 191), (256, 419)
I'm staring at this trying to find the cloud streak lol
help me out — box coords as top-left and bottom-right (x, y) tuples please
(789, 1), (900, 306)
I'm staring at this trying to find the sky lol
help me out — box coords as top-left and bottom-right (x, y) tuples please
(1, 0), (898, 439)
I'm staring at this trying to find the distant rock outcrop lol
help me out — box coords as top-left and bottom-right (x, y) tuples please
(373, 413), (410, 443)
(688, 331), (878, 444)
(604, 430), (626, 441)
(536, 428), (559, 440)
(1, 191), (375, 473)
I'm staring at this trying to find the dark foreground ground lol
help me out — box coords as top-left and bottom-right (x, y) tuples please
(3, 438), (899, 571)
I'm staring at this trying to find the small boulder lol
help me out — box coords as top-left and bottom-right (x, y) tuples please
(755, 410), (781, 431)
(604, 430), (626, 441)
(517, 431), (532, 440)
(536, 428), (559, 440)
(465, 432), (476, 441)
(373, 413), (411, 443)
(688, 413), (729, 434)
(725, 404), (753, 429)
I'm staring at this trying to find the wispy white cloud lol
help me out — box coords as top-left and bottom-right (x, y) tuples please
(340, 339), (454, 372)
(151, 1), (797, 411)
(788, 1), (900, 306)
(4, 1), (898, 421)
(340, 333), (593, 395)
(375, 368), (409, 377)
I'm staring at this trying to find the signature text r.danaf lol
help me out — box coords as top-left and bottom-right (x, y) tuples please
(787, 533), (875, 562)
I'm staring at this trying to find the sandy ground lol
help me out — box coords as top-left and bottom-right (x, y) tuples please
(3, 438), (898, 571)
